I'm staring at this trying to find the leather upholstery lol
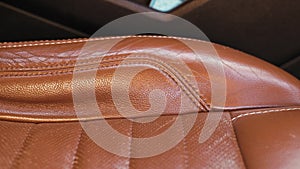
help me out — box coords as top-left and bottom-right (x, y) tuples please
(0, 36), (299, 169)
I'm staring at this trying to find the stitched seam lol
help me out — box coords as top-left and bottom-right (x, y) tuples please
(0, 36), (122, 48)
(0, 63), (120, 77)
(0, 36), (210, 109)
(71, 128), (83, 169)
(0, 38), (90, 46)
(231, 107), (300, 121)
(0, 57), (208, 108)
(120, 58), (208, 110)
(1, 62), (205, 111)
(0, 54), (206, 105)
(130, 56), (208, 109)
(180, 120), (189, 169)
(0, 54), (127, 71)
(0, 35), (212, 71)
(0, 58), (209, 110)
(10, 124), (35, 169)
(0, 35), (210, 49)
(127, 122), (133, 169)
(228, 111), (248, 168)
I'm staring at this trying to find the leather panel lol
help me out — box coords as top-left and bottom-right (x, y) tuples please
(232, 107), (300, 169)
(0, 112), (245, 169)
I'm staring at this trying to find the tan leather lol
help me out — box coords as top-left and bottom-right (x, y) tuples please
(0, 35), (299, 169)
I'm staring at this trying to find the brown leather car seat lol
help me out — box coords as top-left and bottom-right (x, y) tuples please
(0, 36), (299, 169)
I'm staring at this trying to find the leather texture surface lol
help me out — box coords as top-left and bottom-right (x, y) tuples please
(0, 36), (299, 169)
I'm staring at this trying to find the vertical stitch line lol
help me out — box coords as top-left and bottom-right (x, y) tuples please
(180, 117), (189, 169)
(227, 111), (248, 169)
(71, 128), (84, 169)
(10, 123), (36, 169)
(127, 122), (133, 169)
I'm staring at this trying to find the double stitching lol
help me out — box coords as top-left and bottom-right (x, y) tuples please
(0, 55), (126, 71)
(1, 54), (209, 110)
(0, 35), (209, 49)
(3, 60), (207, 111)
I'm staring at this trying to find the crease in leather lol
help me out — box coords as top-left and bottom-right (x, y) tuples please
(0, 105), (296, 123)
(0, 111), (201, 123)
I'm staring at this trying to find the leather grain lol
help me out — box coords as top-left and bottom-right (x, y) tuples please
(0, 36), (299, 168)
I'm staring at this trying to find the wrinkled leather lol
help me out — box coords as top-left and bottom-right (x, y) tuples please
(0, 36), (299, 169)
